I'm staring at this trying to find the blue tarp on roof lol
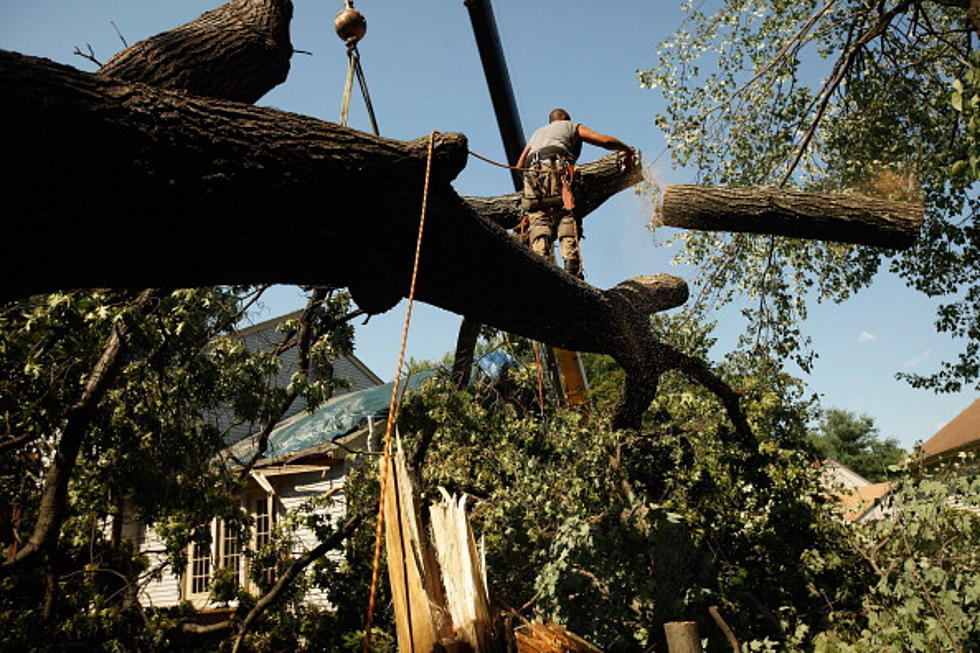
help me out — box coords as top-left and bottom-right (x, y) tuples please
(259, 369), (436, 458)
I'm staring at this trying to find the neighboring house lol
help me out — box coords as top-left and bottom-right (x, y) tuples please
(819, 458), (892, 523)
(919, 398), (980, 465)
(124, 311), (412, 611)
(819, 399), (980, 523)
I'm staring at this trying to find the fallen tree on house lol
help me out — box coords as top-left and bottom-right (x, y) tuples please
(1, 0), (935, 649)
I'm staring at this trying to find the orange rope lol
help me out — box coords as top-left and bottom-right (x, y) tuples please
(363, 131), (437, 653)
(468, 148), (571, 174)
(531, 342), (546, 412)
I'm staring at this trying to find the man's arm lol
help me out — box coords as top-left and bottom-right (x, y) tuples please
(515, 143), (531, 169)
(577, 124), (634, 164)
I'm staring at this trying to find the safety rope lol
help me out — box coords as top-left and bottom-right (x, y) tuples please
(362, 131), (438, 653)
(468, 148), (571, 174)
(531, 342), (546, 412)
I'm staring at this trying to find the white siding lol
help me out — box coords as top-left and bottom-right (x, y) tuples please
(137, 525), (183, 608)
(277, 464), (348, 609)
(820, 459), (871, 489)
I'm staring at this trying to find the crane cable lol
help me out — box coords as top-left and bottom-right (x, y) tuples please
(340, 44), (380, 136)
(362, 131), (438, 653)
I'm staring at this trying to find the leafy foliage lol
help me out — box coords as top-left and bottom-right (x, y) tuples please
(0, 286), (355, 650)
(308, 321), (866, 650)
(815, 453), (980, 651)
(642, 0), (980, 391)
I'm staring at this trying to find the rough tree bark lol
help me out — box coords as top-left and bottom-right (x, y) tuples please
(98, 0), (293, 104)
(0, 49), (686, 427)
(658, 185), (924, 250)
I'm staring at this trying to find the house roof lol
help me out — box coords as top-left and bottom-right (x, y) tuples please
(234, 309), (383, 386)
(920, 399), (980, 461)
(817, 459), (891, 522)
(837, 482), (892, 522)
(819, 458), (872, 489)
(227, 369), (436, 462)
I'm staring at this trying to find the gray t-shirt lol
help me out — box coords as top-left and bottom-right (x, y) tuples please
(527, 120), (581, 162)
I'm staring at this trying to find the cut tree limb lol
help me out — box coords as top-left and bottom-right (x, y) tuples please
(657, 185), (923, 250)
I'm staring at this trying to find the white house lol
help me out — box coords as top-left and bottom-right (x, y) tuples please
(121, 311), (416, 611)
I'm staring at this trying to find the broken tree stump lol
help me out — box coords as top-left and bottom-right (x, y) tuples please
(656, 185), (924, 250)
(663, 621), (703, 653)
(381, 440), (498, 652)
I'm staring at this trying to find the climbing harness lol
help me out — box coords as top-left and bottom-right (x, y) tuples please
(362, 131), (438, 653)
(335, 1), (379, 136)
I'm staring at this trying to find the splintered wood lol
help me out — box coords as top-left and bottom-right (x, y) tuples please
(383, 441), (601, 652)
(383, 439), (492, 652)
(383, 440), (440, 652)
(514, 621), (603, 653)
(429, 488), (492, 650)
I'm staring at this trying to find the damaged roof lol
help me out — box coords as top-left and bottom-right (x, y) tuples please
(227, 369), (436, 463)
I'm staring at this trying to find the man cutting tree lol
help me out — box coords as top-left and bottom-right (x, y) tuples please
(516, 108), (635, 278)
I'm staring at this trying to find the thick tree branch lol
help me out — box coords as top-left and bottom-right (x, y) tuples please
(462, 152), (643, 230)
(660, 344), (754, 441)
(658, 185), (923, 249)
(2, 289), (159, 573)
(182, 621), (235, 635)
(98, 0), (293, 104)
(0, 50), (689, 427)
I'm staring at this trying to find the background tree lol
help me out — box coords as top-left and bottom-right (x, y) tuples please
(643, 0), (979, 391)
(808, 408), (907, 481)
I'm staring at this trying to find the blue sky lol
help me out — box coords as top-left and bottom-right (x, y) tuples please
(1, 0), (974, 450)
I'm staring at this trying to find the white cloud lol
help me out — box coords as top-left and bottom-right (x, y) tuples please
(856, 331), (876, 342)
(902, 348), (931, 368)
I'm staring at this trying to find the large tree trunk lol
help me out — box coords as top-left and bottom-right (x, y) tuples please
(0, 50), (687, 412)
(98, 0), (293, 104)
(658, 185), (923, 250)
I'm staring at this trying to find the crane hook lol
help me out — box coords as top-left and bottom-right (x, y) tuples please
(334, 3), (366, 48)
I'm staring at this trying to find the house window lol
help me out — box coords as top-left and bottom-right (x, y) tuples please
(190, 540), (211, 595)
(251, 496), (277, 585)
(254, 497), (272, 549)
(220, 520), (241, 586)
(183, 494), (277, 604)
